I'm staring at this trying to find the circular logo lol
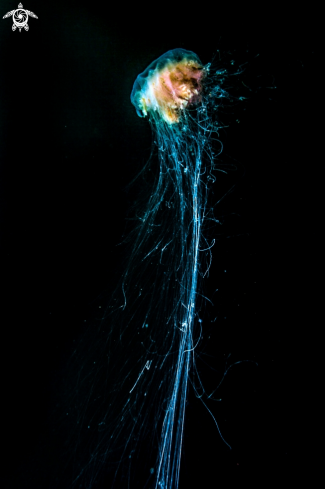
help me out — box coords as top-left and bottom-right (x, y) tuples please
(13, 9), (28, 29)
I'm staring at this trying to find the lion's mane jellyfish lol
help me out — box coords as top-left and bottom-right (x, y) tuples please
(56, 49), (234, 489)
(127, 48), (231, 488)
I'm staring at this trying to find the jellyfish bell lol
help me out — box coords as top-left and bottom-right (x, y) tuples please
(131, 48), (206, 124)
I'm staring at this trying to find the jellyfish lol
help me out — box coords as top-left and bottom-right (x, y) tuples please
(53, 48), (236, 489)
(127, 48), (232, 488)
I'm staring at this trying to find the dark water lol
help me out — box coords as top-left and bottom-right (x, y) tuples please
(0, 2), (317, 487)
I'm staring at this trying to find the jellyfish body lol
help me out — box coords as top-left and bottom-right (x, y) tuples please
(131, 48), (205, 124)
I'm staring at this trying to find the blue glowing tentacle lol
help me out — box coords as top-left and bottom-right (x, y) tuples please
(155, 134), (203, 489)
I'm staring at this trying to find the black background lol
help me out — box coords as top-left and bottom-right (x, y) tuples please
(0, 2), (318, 488)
